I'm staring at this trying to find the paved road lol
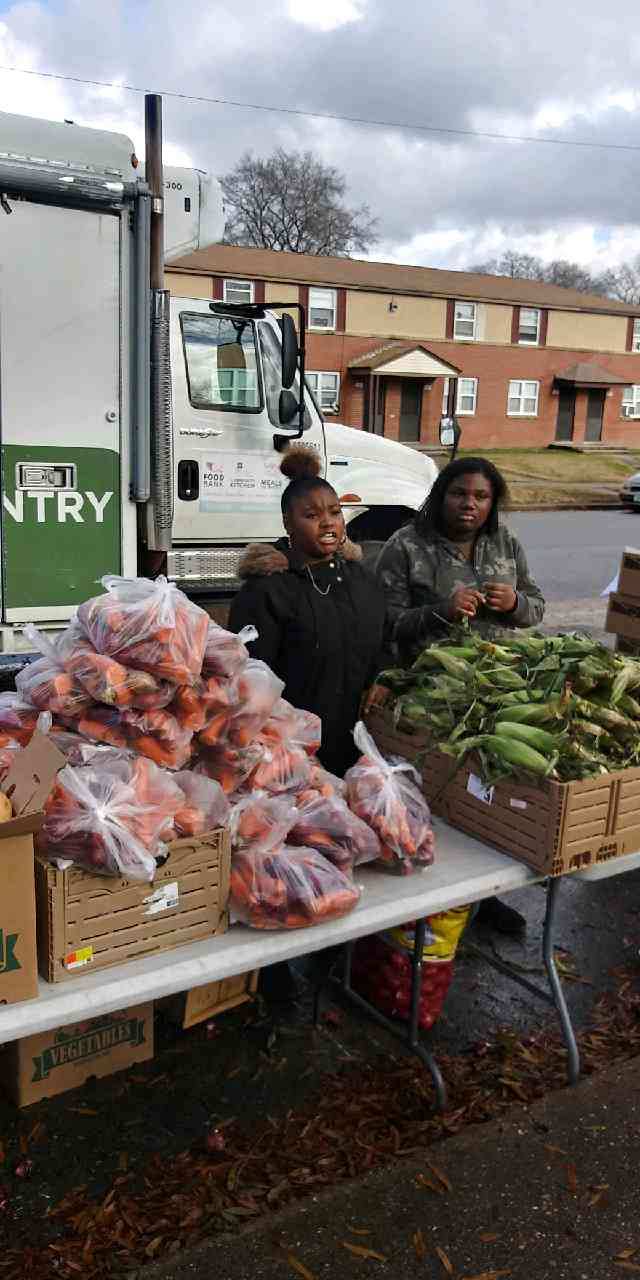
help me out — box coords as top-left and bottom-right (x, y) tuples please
(509, 508), (638, 638)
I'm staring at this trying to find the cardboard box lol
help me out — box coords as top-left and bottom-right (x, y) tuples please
(182, 971), (258, 1028)
(36, 828), (230, 983)
(606, 592), (640, 643)
(0, 1002), (153, 1106)
(0, 732), (65, 1006)
(366, 707), (640, 877)
(617, 547), (640, 599)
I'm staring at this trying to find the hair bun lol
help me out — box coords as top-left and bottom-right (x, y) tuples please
(280, 444), (322, 482)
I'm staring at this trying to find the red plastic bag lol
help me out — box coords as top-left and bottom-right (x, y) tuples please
(0, 693), (39, 746)
(345, 722), (435, 875)
(229, 792), (298, 855)
(172, 771), (230, 837)
(230, 845), (360, 930)
(351, 935), (454, 1030)
(40, 758), (183, 879)
(290, 791), (381, 874)
(77, 575), (209, 685)
(201, 622), (257, 679)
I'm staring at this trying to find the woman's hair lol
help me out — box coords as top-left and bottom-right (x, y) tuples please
(415, 455), (508, 538)
(280, 444), (336, 517)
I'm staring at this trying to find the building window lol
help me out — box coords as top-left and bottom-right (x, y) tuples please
(633, 319), (640, 353)
(442, 376), (477, 415)
(507, 379), (540, 416)
(223, 279), (254, 304)
(518, 307), (541, 345)
(307, 371), (340, 412)
(453, 301), (477, 340)
(622, 385), (640, 418)
(308, 287), (337, 330)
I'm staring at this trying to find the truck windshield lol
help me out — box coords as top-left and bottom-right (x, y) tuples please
(181, 313), (261, 411)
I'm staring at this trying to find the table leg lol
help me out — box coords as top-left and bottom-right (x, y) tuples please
(542, 877), (580, 1085)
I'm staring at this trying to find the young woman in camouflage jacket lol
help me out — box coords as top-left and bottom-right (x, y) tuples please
(376, 456), (545, 936)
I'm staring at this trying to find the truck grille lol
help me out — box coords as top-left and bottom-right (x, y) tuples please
(167, 547), (242, 587)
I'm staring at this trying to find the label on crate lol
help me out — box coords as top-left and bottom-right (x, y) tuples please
(143, 882), (179, 916)
(64, 945), (94, 971)
(510, 798), (528, 810)
(467, 773), (494, 805)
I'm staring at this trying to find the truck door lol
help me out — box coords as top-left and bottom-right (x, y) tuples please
(171, 298), (324, 545)
(0, 201), (121, 623)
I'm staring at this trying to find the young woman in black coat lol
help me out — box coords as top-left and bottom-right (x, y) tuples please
(229, 446), (386, 778)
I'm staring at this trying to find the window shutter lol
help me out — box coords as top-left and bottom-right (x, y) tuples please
(511, 306), (521, 344)
(212, 277), (224, 300)
(254, 281), (265, 304)
(627, 317), (635, 353)
(446, 299), (455, 340)
(539, 309), (548, 347)
(299, 284), (309, 324)
(336, 288), (346, 332)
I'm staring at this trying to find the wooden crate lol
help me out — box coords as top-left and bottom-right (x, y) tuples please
(182, 971), (259, 1028)
(365, 707), (640, 877)
(36, 829), (231, 983)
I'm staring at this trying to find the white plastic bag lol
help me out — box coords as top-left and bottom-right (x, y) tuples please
(345, 721), (435, 874)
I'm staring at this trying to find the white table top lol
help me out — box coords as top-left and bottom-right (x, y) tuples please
(0, 819), (540, 1044)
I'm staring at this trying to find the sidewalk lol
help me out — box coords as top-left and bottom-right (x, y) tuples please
(146, 1056), (640, 1280)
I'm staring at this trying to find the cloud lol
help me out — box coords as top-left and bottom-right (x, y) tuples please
(0, 0), (639, 272)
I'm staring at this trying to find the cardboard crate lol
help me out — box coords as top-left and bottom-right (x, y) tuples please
(0, 1002), (153, 1106)
(365, 707), (640, 877)
(36, 828), (231, 983)
(0, 732), (65, 1006)
(617, 547), (640, 599)
(606, 592), (640, 644)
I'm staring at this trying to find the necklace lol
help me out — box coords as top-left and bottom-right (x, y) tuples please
(305, 563), (333, 596)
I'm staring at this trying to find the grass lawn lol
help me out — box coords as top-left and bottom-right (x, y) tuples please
(459, 447), (640, 483)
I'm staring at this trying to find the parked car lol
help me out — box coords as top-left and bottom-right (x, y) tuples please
(620, 472), (640, 507)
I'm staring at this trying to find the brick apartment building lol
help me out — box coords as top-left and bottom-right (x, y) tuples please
(167, 245), (640, 449)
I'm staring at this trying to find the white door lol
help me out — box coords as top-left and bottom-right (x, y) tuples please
(170, 299), (324, 544)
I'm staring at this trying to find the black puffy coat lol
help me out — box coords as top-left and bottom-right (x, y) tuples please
(228, 539), (386, 777)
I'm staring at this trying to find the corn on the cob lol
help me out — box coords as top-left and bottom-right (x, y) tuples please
(494, 721), (561, 754)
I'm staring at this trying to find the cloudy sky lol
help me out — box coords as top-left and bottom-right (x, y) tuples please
(1, 0), (640, 273)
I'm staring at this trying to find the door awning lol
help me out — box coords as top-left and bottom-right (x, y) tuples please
(553, 362), (630, 388)
(348, 342), (461, 379)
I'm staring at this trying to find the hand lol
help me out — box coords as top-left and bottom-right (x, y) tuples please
(448, 586), (485, 621)
(484, 582), (518, 613)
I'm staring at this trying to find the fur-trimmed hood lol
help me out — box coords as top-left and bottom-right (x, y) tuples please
(239, 536), (363, 579)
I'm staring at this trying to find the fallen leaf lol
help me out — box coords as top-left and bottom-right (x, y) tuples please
(461, 1272), (511, 1280)
(287, 1253), (316, 1280)
(615, 1250), (640, 1262)
(544, 1144), (568, 1157)
(341, 1241), (388, 1262)
(479, 1233), (500, 1243)
(436, 1245), (454, 1275)
(413, 1229), (426, 1260)
(117, 1152), (129, 1173)
(566, 1163), (578, 1194)
(416, 1172), (444, 1195)
(349, 1228), (371, 1236)
(426, 1161), (452, 1192)
(27, 1122), (44, 1145)
(613, 1264), (640, 1274)
(67, 1107), (98, 1117)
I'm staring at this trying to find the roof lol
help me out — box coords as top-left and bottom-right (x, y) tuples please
(348, 342), (460, 377)
(171, 243), (640, 317)
(553, 362), (632, 387)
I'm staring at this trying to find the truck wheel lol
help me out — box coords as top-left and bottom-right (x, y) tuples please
(346, 507), (413, 566)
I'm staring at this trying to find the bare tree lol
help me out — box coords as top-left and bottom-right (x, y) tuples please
(598, 257), (640, 304)
(471, 247), (608, 296)
(221, 148), (377, 256)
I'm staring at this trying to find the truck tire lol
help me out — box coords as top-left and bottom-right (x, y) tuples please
(346, 507), (413, 569)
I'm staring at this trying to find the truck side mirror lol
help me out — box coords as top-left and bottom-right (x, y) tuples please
(279, 313), (298, 390)
(278, 388), (299, 426)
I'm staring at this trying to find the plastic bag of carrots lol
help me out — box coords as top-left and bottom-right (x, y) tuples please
(70, 704), (193, 770)
(171, 771), (230, 838)
(222, 660), (284, 748)
(289, 791), (381, 874)
(230, 845), (360, 930)
(247, 736), (312, 794)
(266, 700), (322, 756)
(195, 742), (263, 795)
(58, 620), (175, 710)
(0, 693), (40, 746)
(40, 757), (184, 880)
(171, 675), (232, 733)
(229, 793), (298, 855)
(16, 627), (90, 717)
(345, 722), (435, 875)
(202, 622), (257, 679)
(77, 575), (209, 686)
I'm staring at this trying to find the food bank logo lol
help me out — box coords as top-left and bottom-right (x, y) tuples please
(0, 929), (20, 975)
(31, 1015), (147, 1082)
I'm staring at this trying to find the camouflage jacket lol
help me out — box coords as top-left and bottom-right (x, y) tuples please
(376, 521), (545, 662)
